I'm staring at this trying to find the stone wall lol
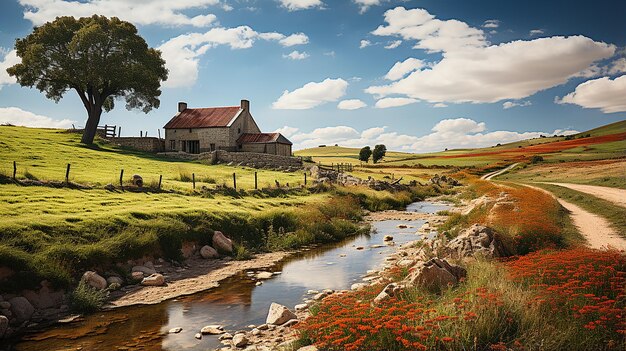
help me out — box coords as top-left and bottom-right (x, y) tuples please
(157, 150), (302, 169)
(214, 150), (302, 168)
(110, 137), (164, 152)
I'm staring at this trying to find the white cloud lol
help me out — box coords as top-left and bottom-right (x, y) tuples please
(274, 126), (300, 137)
(279, 0), (323, 11)
(289, 118), (580, 152)
(159, 27), (308, 88)
(0, 50), (20, 89)
(368, 7), (615, 104)
(272, 78), (348, 109)
(384, 58), (425, 81)
(0, 107), (75, 128)
(283, 50), (310, 60)
(367, 36), (615, 103)
(556, 75), (626, 113)
(221, 3), (234, 11)
(337, 99), (367, 110)
(360, 40), (372, 49)
(384, 40), (402, 49)
(530, 29), (544, 36)
(433, 103), (447, 108)
(279, 33), (310, 46)
(482, 19), (500, 28)
(354, 0), (381, 14)
(18, 0), (220, 27)
(502, 100), (532, 109)
(374, 97), (418, 108)
(372, 7), (487, 53)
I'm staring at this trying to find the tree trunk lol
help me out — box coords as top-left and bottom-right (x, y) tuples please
(81, 106), (103, 144)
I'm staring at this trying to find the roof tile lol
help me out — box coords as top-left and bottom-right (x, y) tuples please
(164, 107), (240, 129)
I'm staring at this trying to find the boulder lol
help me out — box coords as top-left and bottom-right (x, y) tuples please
(445, 224), (510, 258)
(373, 283), (401, 305)
(132, 174), (143, 187)
(107, 276), (124, 286)
(406, 258), (466, 293)
(266, 302), (297, 325)
(168, 327), (183, 334)
(181, 242), (197, 259)
(0, 315), (8, 338)
(350, 283), (368, 291)
(232, 333), (248, 347)
(297, 346), (319, 351)
(132, 265), (156, 276)
(383, 235), (394, 241)
(255, 272), (273, 280)
(82, 271), (107, 290)
(141, 273), (165, 286)
(131, 271), (144, 281)
(201, 325), (224, 335)
(8, 297), (34, 322)
(212, 231), (233, 254)
(200, 245), (219, 259)
(22, 281), (64, 309)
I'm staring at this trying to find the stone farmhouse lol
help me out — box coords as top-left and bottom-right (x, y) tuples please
(163, 100), (293, 156)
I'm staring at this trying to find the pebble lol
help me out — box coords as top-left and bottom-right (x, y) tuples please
(168, 327), (182, 334)
(194, 333), (202, 340)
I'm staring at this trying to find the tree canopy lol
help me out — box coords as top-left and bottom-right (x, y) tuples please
(358, 146), (372, 163)
(7, 15), (168, 144)
(372, 144), (387, 163)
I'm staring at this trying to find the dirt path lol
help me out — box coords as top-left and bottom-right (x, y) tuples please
(523, 184), (626, 251)
(108, 251), (292, 308)
(542, 182), (626, 208)
(481, 163), (520, 180)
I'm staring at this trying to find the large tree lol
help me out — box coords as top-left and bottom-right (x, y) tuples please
(372, 144), (387, 164)
(358, 146), (372, 163)
(7, 15), (168, 144)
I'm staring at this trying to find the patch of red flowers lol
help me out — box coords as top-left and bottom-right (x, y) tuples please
(296, 285), (505, 351)
(507, 248), (626, 337)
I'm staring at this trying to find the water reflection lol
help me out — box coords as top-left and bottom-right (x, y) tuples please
(14, 202), (449, 351)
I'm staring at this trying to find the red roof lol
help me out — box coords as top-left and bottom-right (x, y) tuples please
(164, 106), (241, 129)
(237, 133), (292, 145)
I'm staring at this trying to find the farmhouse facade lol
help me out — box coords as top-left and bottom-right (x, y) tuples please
(163, 100), (293, 156)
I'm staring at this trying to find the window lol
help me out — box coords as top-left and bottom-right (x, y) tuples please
(189, 128), (192, 133)
(169, 140), (176, 150)
(210, 143), (216, 151)
(238, 128), (241, 134)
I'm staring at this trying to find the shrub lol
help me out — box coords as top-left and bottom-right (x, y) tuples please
(530, 155), (544, 164)
(69, 280), (109, 313)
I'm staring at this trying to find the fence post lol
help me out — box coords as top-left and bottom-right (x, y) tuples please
(65, 163), (71, 184)
(254, 172), (258, 190)
(233, 172), (237, 190)
(140, 131), (143, 137)
(13, 161), (16, 180)
(119, 169), (124, 190)
(192, 173), (195, 189)
(158, 175), (162, 190)
(118, 126), (121, 137)
(304, 172), (307, 186)
(158, 129), (161, 140)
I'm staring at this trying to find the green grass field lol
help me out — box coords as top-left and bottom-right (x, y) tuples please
(0, 126), (305, 191)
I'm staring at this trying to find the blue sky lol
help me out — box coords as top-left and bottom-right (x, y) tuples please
(0, 0), (625, 152)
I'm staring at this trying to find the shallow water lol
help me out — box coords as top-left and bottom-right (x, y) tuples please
(12, 202), (448, 351)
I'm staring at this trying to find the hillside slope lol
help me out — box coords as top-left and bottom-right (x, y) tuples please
(297, 120), (626, 167)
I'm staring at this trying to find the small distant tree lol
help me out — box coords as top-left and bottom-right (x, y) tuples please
(7, 15), (168, 145)
(372, 144), (387, 164)
(359, 146), (372, 163)
(530, 155), (544, 164)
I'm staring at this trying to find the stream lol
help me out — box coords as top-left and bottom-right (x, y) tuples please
(11, 201), (448, 351)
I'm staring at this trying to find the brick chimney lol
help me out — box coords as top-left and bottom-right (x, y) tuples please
(178, 102), (187, 112)
(240, 99), (250, 111)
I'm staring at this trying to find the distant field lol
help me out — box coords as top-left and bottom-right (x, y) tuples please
(499, 159), (626, 189)
(0, 126), (305, 190)
(296, 120), (626, 168)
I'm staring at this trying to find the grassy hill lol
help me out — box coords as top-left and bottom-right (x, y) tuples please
(296, 120), (626, 167)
